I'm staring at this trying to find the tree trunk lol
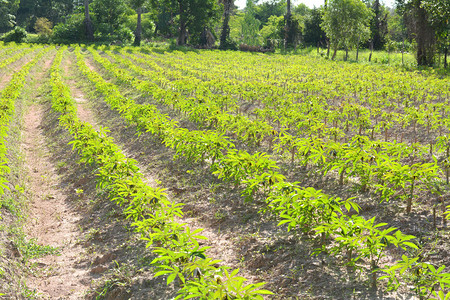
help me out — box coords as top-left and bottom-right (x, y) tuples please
(177, 0), (188, 46)
(134, 7), (142, 46)
(444, 45), (448, 69)
(220, 0), (232, 49)
(414, 0), (435, 66)
(344, 46), (348, 61)
(284, 0), (293, 49)
(356, 35), (360, 61)
(324, 0), (330, 57)
(331, 44), (337, 60)
(287, 0), (291, 19)
(84, 0), (94, 41)
(369, 39), (373, 62)
(407, 179), (415, 214)
(326, 39), (330, 57)
(402, 39), (405, 65)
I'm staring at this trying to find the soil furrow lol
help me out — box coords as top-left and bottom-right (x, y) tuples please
(62, 54), (98, 128)
(23, 57), (91, 299)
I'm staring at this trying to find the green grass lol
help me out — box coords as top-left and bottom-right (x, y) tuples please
(293, 46), (416, 67)
(281, 46), (449, 76)
(15, 235), (60, 261)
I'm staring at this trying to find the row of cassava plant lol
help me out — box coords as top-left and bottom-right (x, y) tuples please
(135, 49), (450, 217)
(114, 50), (449, 186)
(0, 46), (38, 69)
(75, 46), (450, 298)
(88, 47), (274, 148)
(124, 46), (450, 147)
(113, 44), (445, 295)
(76, 46), (287, 204)
(119, 46), (450, 218)
(120, 46), (450, 160)
(266, 180), (450, 299)
(79, 46), (435, 217)
(85, 46), (445, 215)
(49, 47), (272, 299)
(138, 46), (449, 110)
(0, 47), (48, 197)
(143, 47), (450, 299)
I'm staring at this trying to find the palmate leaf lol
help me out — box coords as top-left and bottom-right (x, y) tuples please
(402, 241), (419, 250)
(0, 179), (10, 195)
(154, 270), (172, 278)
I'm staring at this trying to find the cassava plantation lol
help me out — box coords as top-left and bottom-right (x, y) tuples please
(0, 40), (449, 299)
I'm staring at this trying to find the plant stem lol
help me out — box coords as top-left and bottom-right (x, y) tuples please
(407, 178), (415, 214)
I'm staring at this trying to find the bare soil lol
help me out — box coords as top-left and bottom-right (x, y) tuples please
(24, 105), (91, 299)
(21, 56), (92, 299)
(62, 54), (97, 127)
(0, 49), (57, 300)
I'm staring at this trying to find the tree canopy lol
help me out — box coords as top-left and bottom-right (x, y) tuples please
(321, 0), (373, 60)
(0, 0), (448, 68)
(0, 0), (19, 32)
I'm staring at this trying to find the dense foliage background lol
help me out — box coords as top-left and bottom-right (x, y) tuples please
(0, 0), (448, 67)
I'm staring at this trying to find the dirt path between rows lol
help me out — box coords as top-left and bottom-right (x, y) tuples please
(0, 72), (13, 90)
(63, 54), (97, 128)
(0, 51), (33, 90)
(23, 56), (91, 299)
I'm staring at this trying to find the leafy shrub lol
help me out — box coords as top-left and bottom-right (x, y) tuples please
(2, 27), (27, 43)
(26, 33), (50, 44)
(239, 44), (273, 53)
(34, 18), (53, 36)
(51, 13), (85, 43)
(94, 23), (133, 44)
(124, 13), (154, 40)
(260, 15), (284, 48)
(116, 25), (133, 44)
(219, 38), (237, 50)
(385, 40), (414, 53)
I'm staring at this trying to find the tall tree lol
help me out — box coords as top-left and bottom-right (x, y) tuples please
(369, 0), (388, 50)
(397, 0), (436, 66)
(241, 0), (261, 46)
(0, 0), (19, 32)
(129, 0), (146, 46)
(284, 0), (293, 47)
(321, 0), (373, 60)
(177, 0), (187, 45)
(148, 0), (177, 38)
(149, 0), (218, 46)
(421, 0), (450, 68)
(16, 0), (73, 30)
(323, 0), (330, 56)
(294, 3), (311, 16)
(254, 0), (285, 27)
(92, 0), (128, 35)
(84, 0), (94, 41)
(219, 0), (234, 49)
(303, 7), (326, 46)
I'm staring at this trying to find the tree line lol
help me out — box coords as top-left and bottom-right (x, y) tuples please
(0, 0), (448, 67)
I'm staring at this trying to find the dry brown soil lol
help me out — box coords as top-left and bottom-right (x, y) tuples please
(21, 56), (92, 299)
